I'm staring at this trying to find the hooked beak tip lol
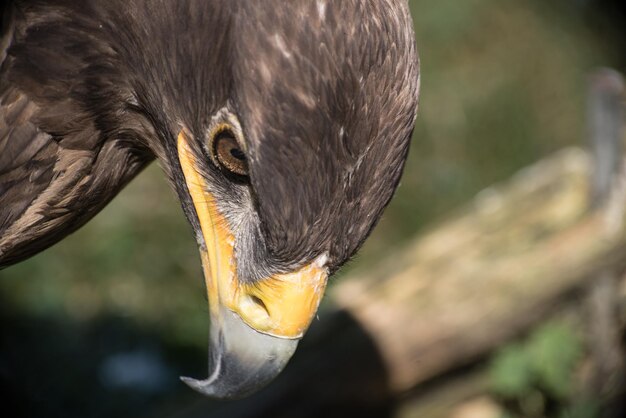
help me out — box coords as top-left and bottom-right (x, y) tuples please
(181, 307), (299, 400)
(179, 376), (224, 398)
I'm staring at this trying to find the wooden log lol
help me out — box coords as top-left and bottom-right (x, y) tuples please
(332, 146), (626, 392)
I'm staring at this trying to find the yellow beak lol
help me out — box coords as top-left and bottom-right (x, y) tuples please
(176, 132), (328, 398)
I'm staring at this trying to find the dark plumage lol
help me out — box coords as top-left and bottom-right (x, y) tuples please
(0, 0), (419, 398)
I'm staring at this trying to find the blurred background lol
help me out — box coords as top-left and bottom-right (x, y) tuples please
(1, 0), (626, 417)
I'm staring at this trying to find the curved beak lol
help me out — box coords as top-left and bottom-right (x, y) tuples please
(181, 305), (298, 399)
(177, 133), (328, 399)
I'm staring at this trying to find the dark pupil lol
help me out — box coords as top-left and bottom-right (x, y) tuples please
(230, 147), (246, 161)
(214, 131), (248, 177)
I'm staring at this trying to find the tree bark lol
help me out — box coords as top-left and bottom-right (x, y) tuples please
(332, 147), (626, 392)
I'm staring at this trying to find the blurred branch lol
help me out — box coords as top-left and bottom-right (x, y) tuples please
(333, 145), (626, 392)
(585, 68), (625, 417)
(588, 68), (624, 207)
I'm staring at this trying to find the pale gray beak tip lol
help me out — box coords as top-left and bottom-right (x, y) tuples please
(182, 308), (299, 399)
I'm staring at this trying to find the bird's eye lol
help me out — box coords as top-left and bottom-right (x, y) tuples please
(211, 130), (249, 177)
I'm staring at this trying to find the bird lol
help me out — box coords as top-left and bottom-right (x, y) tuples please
(0, 0), (420, 399)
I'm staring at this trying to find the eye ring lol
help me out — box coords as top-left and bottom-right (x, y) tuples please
(209, 128), (249, 178)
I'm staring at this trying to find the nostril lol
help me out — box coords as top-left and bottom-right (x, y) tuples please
(249, 295), (269, 316)
(239, 293), (271, 323)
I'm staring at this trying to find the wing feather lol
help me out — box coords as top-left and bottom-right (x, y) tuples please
(0, 3), (151, 267)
